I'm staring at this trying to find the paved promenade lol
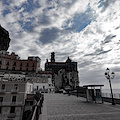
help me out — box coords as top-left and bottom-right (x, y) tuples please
(40, 93), (120, 120)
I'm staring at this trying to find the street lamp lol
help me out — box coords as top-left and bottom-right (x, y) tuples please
(105, 68), (115, 105)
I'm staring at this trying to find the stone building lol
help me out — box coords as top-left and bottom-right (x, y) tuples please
(27, 71), (55, 93)
(45, 52), (79, 91)
(0, 51), (41, 73)
(45, 52), (78, 73)
(0, 80), (33, 120)
(0, 25), (11, 51)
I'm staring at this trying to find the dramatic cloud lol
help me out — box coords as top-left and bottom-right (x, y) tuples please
(1, 0), (120, 89)
(38, 27), (61, 44)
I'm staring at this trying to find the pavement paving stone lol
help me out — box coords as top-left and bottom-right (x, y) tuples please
(41, 93), (120, 120)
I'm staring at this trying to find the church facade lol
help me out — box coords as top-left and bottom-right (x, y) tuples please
(45, 52), (79, 91)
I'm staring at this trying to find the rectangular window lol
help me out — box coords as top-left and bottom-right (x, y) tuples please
(6, 66), (8, 70)
(20, 63), (22, 66)
(0, 61), (2, 65)
(12, 96), (16, 102)
(26, 63), (29, 67)
(7, 61), (9, 65)
(32, 63), (35, 67)
(37, 86), (39, 90)
(12, 67), (15, 70)
(1, 84), (5, 89)
(43, 86), (45, 89)
(14, 84), (18, 90)
(10, 106), (15, 113)
(0, 97), (3, 102)
(20, 67), (22, 70)
(13, 62), (16, 66)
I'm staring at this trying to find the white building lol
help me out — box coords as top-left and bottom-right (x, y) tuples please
(32, 71), (55, 93)
(0, 73), (25, 81)
(0, 80), (33, 120)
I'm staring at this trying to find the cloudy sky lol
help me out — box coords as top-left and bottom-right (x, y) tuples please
(0, 0), (120, 90)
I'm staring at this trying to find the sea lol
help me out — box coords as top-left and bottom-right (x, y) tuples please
(102, 89), (120, 94)
(102, 89), (120, 98)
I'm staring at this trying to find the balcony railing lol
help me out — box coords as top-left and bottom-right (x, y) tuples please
(11, 89), (18, 93)
(0, 102), (23, 106)
(0, 89), (6, 93)
(8, 113), (16, 118)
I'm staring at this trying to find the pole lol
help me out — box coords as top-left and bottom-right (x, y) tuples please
(76, 86), (78, 97)
(108, 78), (115, 105)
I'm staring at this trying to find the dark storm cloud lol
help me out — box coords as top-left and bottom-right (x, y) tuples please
(103, 34), (116, 44)
(100, 0), (116, 12)
(28, 15), (52, 32)
(38, 27), (60, 44)
(97, 49), (112, 55)
(39, 15), (52, 25)
(85, 48), (112, 56)
(79, 61), (94, 68)
(27, 48), (40, 55)
(56, 0), (78, 9)
(115, 26), (120, 30)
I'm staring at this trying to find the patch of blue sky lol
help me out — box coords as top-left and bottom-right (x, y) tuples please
(75, 20), (92, 32)
(2, 9), (11, 16)
(22, 21), (32, 31)
(64, 13), (93, 32)
(63, 5), (96, 32)
(18, 18), (35, 31)
(21, 0), (40, 12)
(1, 0), (10, 6)
(47, 6), (55, 10)
(98, 0), (104, 8)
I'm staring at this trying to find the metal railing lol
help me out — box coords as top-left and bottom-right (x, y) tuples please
(31, 94), (44, 120)
(11, 89), (18, 93)
(0, 102), (22, 106)
(8, 113), (16, 118)
(102, 93), (120, 99)
(0, 89), (6, 93)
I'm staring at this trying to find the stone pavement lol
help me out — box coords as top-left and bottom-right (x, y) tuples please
(40, 93), (120, 120)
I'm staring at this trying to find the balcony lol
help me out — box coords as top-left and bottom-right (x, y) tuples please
(0, 102), (23, 106)
(0, 89), (6, 94)
(11, 89), (18, 94)
(8, 113), (16, 118)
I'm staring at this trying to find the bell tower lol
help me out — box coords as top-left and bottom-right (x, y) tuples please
(51, 52), (55, 62)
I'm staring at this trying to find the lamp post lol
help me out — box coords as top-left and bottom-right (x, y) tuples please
(105, 68), (115, 105)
